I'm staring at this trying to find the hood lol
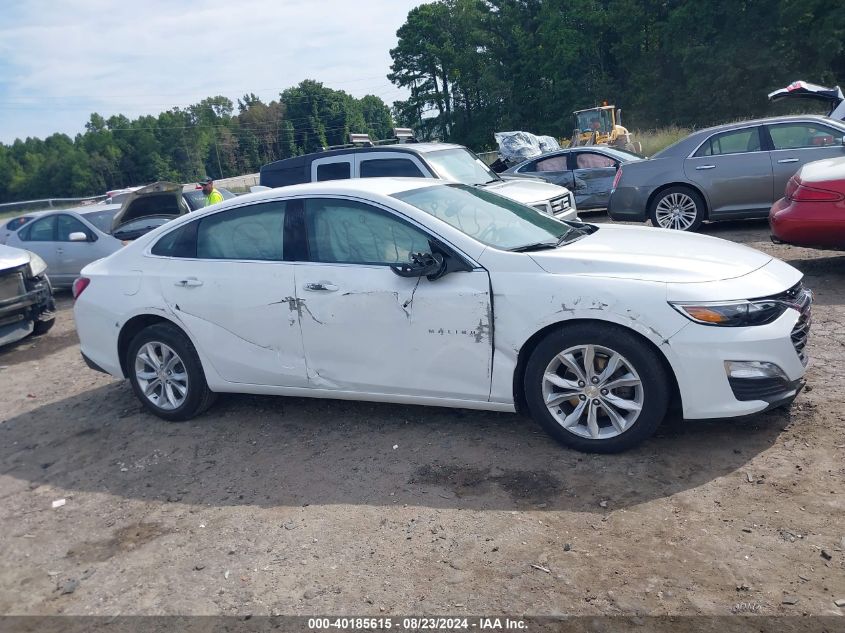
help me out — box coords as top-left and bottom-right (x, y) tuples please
(0, 244), (33, 271)
(483, 178), (571, 204)
(111, 181), (189, 232)
(528, 224), (772, 283)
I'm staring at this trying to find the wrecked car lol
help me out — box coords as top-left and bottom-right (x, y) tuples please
(73, 179), (810, 453)
(0, 244), (55, 346)
(504, 146), (643, 211)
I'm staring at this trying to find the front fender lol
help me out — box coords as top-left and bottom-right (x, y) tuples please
(488, 273), (689, 403)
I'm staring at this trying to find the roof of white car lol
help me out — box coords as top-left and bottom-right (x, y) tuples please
(229, 177), (447, 206)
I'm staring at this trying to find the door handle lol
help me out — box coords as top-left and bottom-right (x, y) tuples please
(695, 165), (716, 170)
(56, 248), (64, 254)
(777, 158), (799, 164)
(304, 282), (338, 292)
(174, 278), (203, 287)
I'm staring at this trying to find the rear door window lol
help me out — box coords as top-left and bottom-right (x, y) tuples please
(20, 215), (56, 241)
(316, 162), (351, 181)
(360, 158), (425, 178)
(694, 127), (762, 156)
(533, 155), (568, 172)
(195, 202), (286, 261)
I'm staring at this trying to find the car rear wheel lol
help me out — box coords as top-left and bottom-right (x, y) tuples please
(127, 323), (216, 421)
(649, 186), (705, 231)
(523, 324), (670, 453)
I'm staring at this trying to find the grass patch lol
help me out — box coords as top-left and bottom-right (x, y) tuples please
(633, 126), (692, 157)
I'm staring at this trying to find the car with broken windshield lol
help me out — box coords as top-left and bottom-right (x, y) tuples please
(73, 178), (810, 452)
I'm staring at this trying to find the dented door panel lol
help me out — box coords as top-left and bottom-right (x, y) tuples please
(294, 263), (493, 400)
(155, 259), (309, 387)
(571, 167), (617, 209)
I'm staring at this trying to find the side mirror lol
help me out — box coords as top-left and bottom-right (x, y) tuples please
(390, 252), (446, 280)
(69, 231), (89, 242)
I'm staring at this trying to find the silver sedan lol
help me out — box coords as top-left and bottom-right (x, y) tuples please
(609, 115), (845, 231)
(3, 206), (123, 288)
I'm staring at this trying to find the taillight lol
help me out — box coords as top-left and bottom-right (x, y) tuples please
(790, 183), (843, 202)
(784, 175), (799, 199)
(72, 277), (90, 299)
(612, 166), (623, 190)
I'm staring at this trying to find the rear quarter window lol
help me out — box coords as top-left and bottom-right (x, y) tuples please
(151, 222), (198, 258)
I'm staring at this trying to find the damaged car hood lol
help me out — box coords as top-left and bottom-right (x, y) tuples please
(528, 224), (772, 283)
(0, 244), (32, 270)
(484, 178), (571, 205)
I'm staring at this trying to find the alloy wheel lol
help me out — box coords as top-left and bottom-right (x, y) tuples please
(134, 341), (189, 411)
(654, 192), (698, 230)
(541, 344), (644, 440)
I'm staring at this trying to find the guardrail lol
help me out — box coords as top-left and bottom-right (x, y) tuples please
(0, 196), (108, 216)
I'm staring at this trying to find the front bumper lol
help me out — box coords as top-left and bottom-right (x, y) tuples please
(0, 273), (54, 346)
(665, 292), (810, 420)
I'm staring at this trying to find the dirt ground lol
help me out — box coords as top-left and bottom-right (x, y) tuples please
(0, 218), (843, 619)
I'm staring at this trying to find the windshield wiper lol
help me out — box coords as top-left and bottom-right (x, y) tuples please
(510, 225), (595, 252)
(509, 239), (562, 252)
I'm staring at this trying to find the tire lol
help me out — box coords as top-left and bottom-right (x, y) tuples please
(126, 323), (217, 422)
(648, 186), (706, 232)
(523, 323), (670, 453)
(32, 317), (55, 336)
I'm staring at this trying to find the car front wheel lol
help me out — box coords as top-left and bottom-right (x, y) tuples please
(649, 186), (705, 231)
(126, 323), (216, 421)
(524, 324), (670, 453)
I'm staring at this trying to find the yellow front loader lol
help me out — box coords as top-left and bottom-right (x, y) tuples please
(566, 104), (641, 153)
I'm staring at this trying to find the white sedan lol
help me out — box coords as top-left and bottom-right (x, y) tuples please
(73, 178), (811, 452)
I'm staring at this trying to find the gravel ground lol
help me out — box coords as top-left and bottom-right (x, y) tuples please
(0, 218), (843, 618)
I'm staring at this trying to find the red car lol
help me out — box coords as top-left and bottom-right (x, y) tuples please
(770, 156), (845, 249)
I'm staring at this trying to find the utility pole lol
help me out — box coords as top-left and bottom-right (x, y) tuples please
(214, 134), (224, 179)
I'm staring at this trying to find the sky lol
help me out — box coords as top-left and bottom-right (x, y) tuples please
(0, 0), (427, 144)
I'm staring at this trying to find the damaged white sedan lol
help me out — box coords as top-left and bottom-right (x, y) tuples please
(73, 178), (810, 452)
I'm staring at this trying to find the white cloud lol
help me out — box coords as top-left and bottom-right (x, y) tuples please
(0, 0), (425, 142)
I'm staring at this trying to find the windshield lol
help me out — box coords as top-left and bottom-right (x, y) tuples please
(424, 148), (500, 186)
(575, 109), (613, 134)
(82, 209), (118, 234)
(392, 183), (583, 251)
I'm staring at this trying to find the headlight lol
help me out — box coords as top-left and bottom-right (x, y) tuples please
(670, 299), (788, 327)
(28, 252), (48, 277)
